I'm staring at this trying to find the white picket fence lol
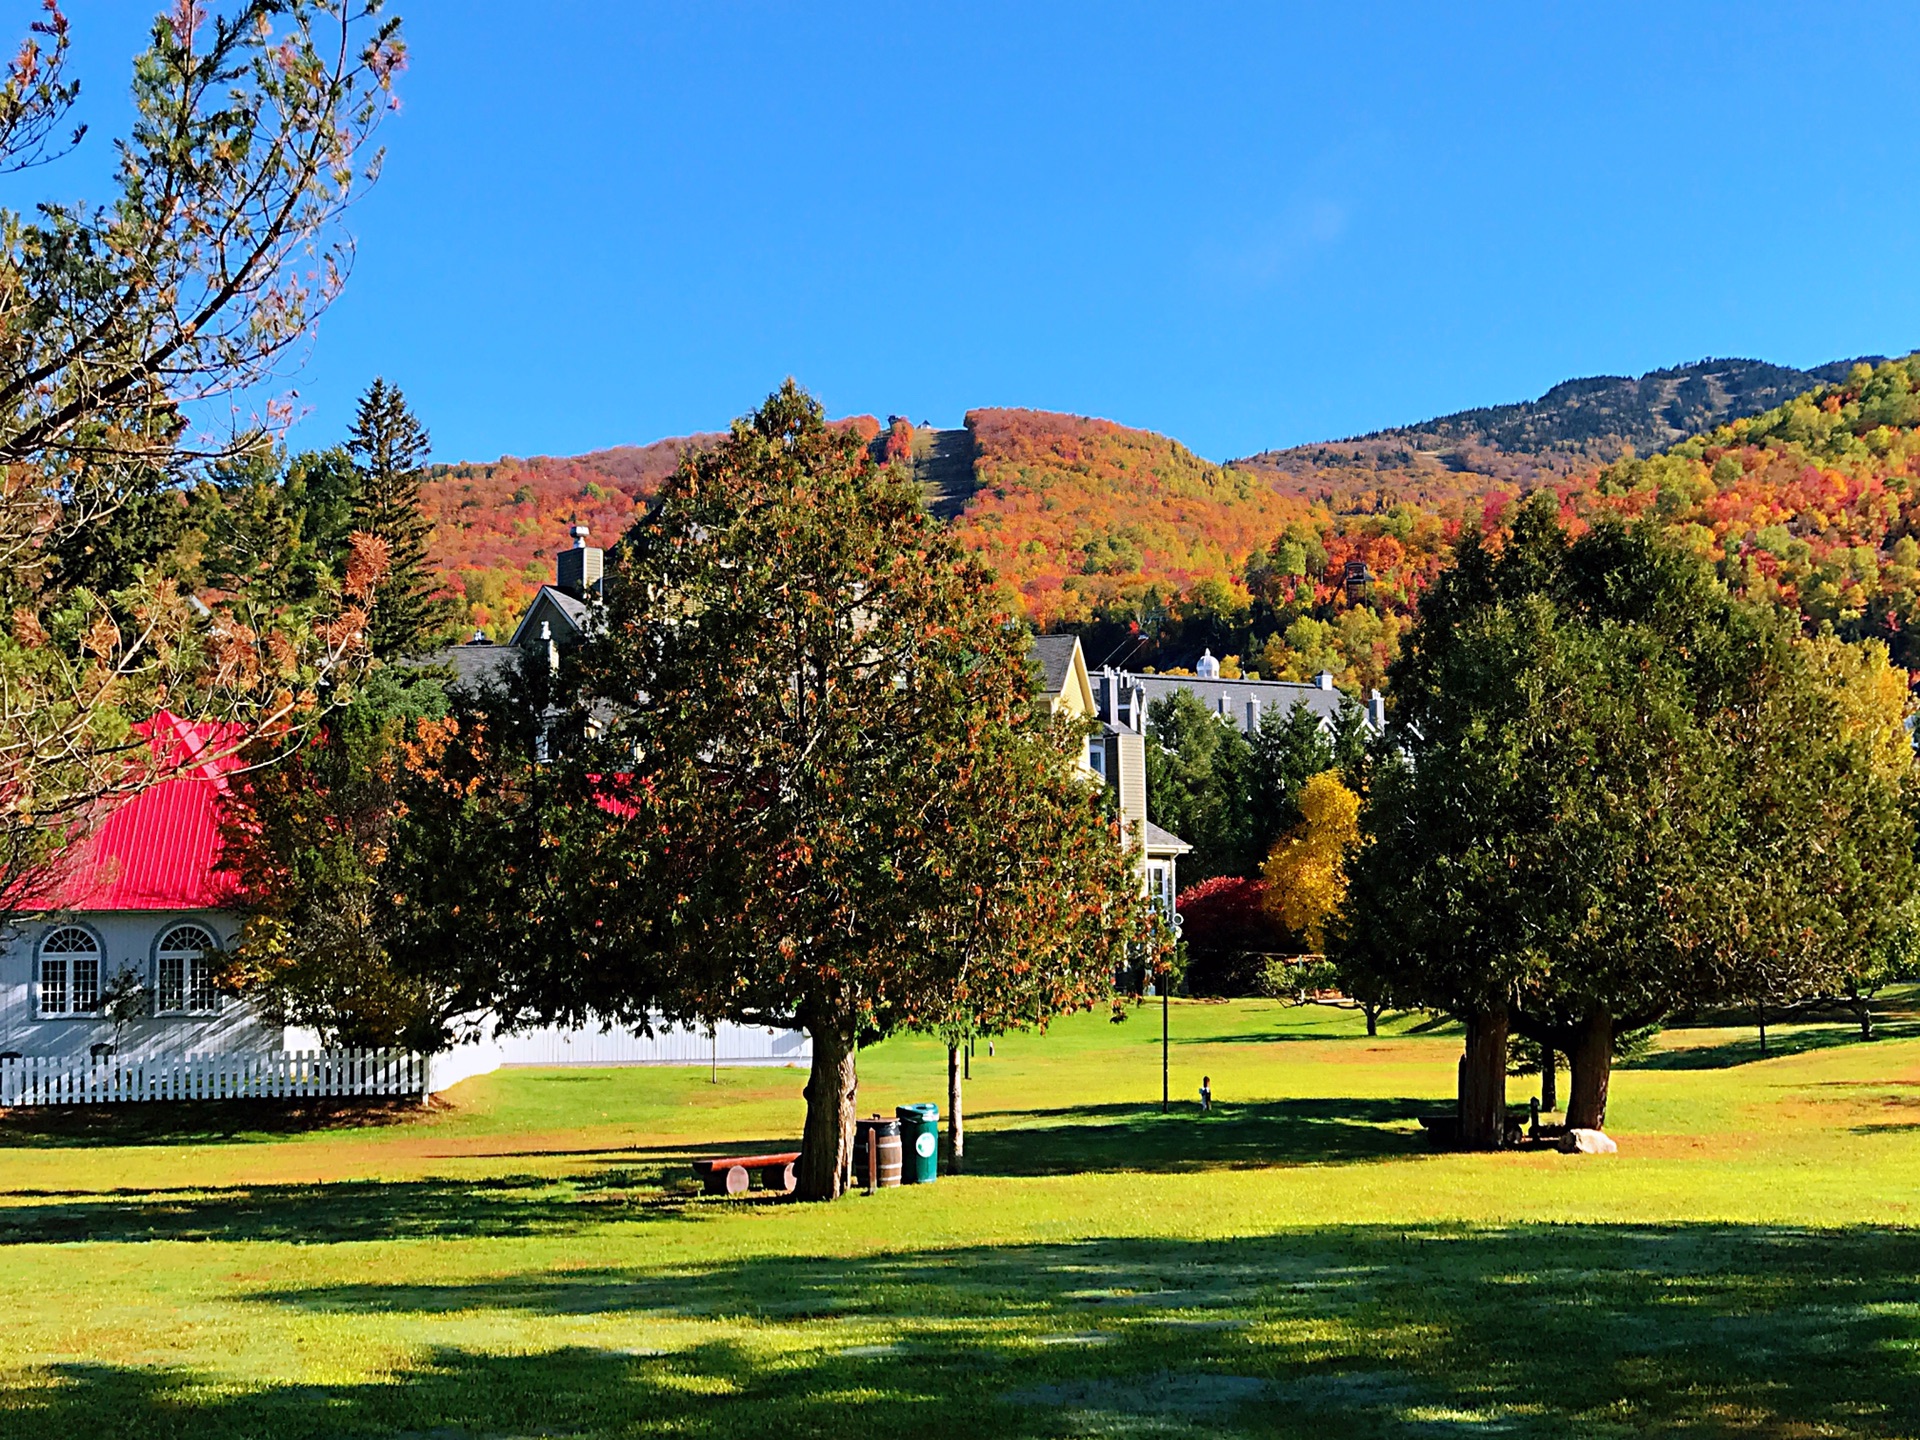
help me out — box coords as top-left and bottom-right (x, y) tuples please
(0, 1048), (425, 1107)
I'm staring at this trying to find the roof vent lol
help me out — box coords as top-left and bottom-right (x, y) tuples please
(1196, 649), (1221, 680)
(1314, 670), (1335, 690)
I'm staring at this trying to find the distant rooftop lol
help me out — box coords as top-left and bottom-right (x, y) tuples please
(1030, 634), (1083, 696)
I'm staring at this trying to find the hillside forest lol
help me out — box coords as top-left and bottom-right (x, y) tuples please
(402, 355), (1920, 700)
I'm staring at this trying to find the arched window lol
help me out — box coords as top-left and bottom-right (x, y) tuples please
(37, 926), (101, 1017)
(155, 923), (221, 1015)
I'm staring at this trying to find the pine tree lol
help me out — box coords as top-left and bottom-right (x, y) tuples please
(348, 378), (453, 658)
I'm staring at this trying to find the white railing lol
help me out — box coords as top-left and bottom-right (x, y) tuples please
(0, 1048), (425, 1106)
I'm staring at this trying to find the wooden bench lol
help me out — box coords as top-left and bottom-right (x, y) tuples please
(691, 1151), (800, 1196)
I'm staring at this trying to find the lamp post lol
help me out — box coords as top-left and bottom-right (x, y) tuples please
(1162, 910), (1184, 1113)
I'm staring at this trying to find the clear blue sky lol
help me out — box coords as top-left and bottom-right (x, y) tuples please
(47, 3), (1920, 464)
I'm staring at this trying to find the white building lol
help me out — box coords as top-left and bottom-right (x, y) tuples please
(0, 713), (265, 1062)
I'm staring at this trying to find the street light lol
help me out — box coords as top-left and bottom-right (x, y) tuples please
(1163, 911), (1184, 1113)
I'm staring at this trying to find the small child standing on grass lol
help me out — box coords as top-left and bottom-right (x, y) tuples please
(1199, 1075), (1212, 1114)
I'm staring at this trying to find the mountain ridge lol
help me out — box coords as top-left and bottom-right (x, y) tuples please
(1234, 354), (1890, 506)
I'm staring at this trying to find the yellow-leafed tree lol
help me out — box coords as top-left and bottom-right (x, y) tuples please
(1260, 771), (1361, 954)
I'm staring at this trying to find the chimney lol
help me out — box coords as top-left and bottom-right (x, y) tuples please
(1246, 695), (1260, 732)
(1217, 693), (1232, 719)
(555, 524), (604, 599)
(1314, 670), (1335, 691)
(1368, 687), (1387, 730)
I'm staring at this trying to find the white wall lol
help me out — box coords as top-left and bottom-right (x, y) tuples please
(2, 913), (814, 1086)
(0, 910), (279, 1059)
(414, 1019), (811, 1095)
(492, 1018), (811, 1067)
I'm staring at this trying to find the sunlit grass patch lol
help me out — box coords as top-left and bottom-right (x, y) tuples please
(0, 997), (1917, 1436)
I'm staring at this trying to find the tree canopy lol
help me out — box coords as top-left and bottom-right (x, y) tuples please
(430, 383), (1160, 1200)
(349, 378), (456, 658)
(1336, 496), (1917, 1145)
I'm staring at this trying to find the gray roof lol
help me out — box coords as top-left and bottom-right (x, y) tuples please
(417, 640), (518, 692)
(1030, 634), (1082, 697)
(508, 586), (591, 647)
(1110, 670), (1367, 736)
(1143, 820), (1192, 856)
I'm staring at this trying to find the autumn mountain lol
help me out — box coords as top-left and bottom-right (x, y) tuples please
(424, 354), (1920, 694)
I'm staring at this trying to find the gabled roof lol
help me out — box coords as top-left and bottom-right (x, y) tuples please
(32, 713), (247, 913)
(507, 586), (591, 649)
(1030, 634), (1095, 716)
(1031, 634), (1082, 695)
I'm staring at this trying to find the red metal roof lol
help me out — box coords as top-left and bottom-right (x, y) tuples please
(31, 713), (248, 913)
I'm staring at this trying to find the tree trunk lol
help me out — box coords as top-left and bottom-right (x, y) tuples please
(1364, 1004), (1379, 1037)
(1457, 1005), (1509, 1150)
(1565, 1010), (1613, 1131)
(796, 1015), (858, 1201)
(1540, 1047), (1556, 1114)
(1757, 1007), (1768, 1056)
(947, 1042), (965, 1173)
(1852, 991), (1874, 1041)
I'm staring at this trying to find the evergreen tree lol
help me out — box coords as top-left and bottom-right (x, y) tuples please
(438, 382), (1158, 1201)
(348, 378), (453, 658)
(1335, 496), (1916, 1145)
(1144, 690), (1257, 879)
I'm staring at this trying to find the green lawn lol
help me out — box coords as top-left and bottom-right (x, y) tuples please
(3, 996), (1919, 1437)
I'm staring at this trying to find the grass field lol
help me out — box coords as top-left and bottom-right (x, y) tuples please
(2, 996), (1918, 1438)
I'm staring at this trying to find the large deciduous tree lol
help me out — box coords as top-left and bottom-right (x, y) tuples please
(906, 740), (1148, 1172)
(0, 2), (403, 916)
(220, 645), (571, 1054)
(216, 668), (459, 1050)
(1261, 769), (1359, 955)
(490, 383), (1157, 1200)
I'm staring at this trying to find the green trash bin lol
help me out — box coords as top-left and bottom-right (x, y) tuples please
(895, 1103), (939, 1184)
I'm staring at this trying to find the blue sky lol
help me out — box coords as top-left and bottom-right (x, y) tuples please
(42, 3), (1920, 464)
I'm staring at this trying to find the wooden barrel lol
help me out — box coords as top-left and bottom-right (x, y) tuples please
(853, 1116), (904, 1190)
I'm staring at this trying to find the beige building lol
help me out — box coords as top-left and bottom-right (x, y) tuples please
(1031, 634), (1190, 915)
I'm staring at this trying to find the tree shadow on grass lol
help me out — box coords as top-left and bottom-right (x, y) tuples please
(0, 1164), (726, 1245)
(0, 1097), (438, 1149)
(1623, 1018), (1920, 1072)
(1164, 1026), (1433, 1047)
(960, 1097), (1435, 1176)
(0, 1101), (1436, 1244)
(11, 1224), (1917, 1439)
